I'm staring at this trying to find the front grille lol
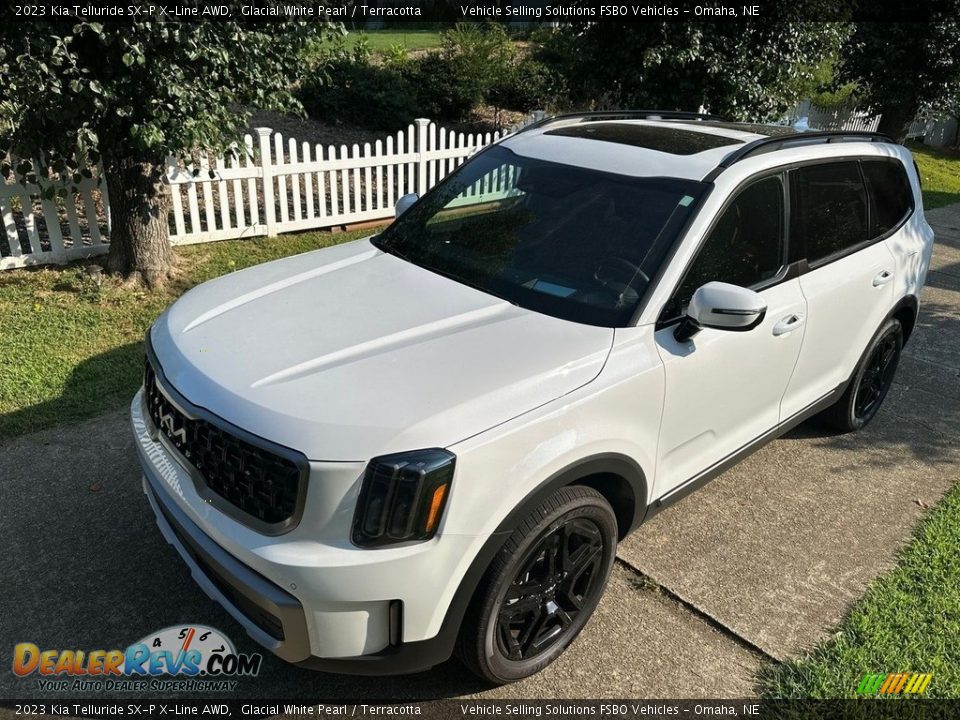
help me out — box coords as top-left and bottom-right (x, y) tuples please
(144, 359), (303, 528)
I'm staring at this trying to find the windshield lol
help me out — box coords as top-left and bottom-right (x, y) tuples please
(373, 145), (708, 327)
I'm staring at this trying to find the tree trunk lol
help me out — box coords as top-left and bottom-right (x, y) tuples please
(103, 153), (173, 288)
(876, 102), (919, 143)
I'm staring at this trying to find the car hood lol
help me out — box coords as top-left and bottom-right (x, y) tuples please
(150, 238), (613, 461)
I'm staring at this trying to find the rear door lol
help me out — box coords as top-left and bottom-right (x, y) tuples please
(779, 160), (897, 419)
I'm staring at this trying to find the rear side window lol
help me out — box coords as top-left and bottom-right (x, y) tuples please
(791, 161), (868, 264)
(862, 159), (913, 237)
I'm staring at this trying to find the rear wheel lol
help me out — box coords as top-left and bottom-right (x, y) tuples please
(457, 486), (617, 684)
(819, 318), (903, 432)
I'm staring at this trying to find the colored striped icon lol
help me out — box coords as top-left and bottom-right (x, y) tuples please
(857, 672), (933, 695)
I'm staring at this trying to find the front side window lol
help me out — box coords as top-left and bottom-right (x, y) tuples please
(666, 174), (786, 317)
(862, 159), (913, 238)
(373, 145), (708, 327)
(791, 161), (868, 264)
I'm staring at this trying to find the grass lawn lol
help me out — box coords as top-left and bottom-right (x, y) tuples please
(351, 29), (445, 53)
(760, 141), (960, 699)
(761, 482), (960, 698)
(0, 227), (382, 440)
(909, 141), (960, 209)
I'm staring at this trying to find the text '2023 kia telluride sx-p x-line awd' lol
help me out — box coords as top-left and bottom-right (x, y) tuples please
(133, 111), (933, 683)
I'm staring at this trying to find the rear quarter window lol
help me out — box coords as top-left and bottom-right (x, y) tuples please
(862, 159), (913, 238)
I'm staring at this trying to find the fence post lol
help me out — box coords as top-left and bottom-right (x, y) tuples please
(256, 127), (277, 237)
(415, 118), (430, 197)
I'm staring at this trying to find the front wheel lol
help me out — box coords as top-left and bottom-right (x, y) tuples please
(819, 317), (903, 432)
(457, 486), (617, 684)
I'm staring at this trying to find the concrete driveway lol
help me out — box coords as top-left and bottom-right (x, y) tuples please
(2, 206), (958, 701)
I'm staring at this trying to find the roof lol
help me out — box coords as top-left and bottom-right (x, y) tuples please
(500, 118), (893, 182)
(500, 119), (768, 181)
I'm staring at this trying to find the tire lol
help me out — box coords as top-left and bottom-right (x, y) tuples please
(456, 485), (618, 684)
(818, 317), (903, 432)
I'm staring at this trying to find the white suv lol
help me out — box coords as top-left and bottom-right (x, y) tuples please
(133, 111), (934, 684)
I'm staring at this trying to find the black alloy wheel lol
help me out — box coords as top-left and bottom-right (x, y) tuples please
(854, 330), (900, 421)
(819, 317), (904, 432)
(496, 518), (605, 661)
(457, 485), (617, 684)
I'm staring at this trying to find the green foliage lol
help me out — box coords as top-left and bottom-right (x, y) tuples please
(838, 18), (960, 137)
(402, 52), (486, 122)
(300, 22), (530, 127)
(299, 58), (419, 131)
(0, 13), (341, 174)
(788, 54), (860, 110)
(442, 23), (516, 93)
(298, 32), (418, 130)
(381, 43), (411, 68)
(407, 23), (517, 121)
(488, 57), (556, 114)
(535, 20), (846, 120)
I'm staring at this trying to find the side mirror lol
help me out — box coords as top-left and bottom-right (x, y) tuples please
(674, 281), (767, 342)
(395, 192), (419, 218)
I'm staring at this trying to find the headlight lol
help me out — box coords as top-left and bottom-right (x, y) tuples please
(351, 449), (456, 548)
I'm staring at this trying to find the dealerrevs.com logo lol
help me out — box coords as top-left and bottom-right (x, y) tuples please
(12, 625), (262, 692)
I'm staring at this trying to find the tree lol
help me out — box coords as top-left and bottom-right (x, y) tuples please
(535, 22), (846, 121)
(0, 14), (339, 286)
(839, 18), (960, 140)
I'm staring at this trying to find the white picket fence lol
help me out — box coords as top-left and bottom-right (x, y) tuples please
(0, 170), (110, 270)
(791, 99), (958, 143)
(1, 117), (529, 270)
(791, 100), (881, 133)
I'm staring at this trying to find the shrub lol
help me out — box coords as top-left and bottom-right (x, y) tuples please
(298, 59), (418, 131)
(401, 23), (517, 122)
(402, 52), (485, 121)
(381, 42), (410, 68)
(489, 57), (555, 113)
(442, 23), (516, 92)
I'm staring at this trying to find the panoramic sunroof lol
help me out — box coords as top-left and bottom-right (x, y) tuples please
(697, 121), (798, 137)
(543, 122), (745, 155)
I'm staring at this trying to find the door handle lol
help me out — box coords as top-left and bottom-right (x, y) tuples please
(873, 270), (894, 287)
(772, 313), (805, 336)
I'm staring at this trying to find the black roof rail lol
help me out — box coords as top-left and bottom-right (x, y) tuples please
(518, 110), (726, 134)
(703, 130), (897, 181)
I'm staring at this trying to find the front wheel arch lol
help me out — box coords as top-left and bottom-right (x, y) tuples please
(424, 453), (648, 668)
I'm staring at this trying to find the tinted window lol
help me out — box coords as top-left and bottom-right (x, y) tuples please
(544, 123), (744, 154)
(791, 161), (868, 263)
(862, 159), (913, 238)
(374, 145), (708, 327)
(670, 175), (785, 314)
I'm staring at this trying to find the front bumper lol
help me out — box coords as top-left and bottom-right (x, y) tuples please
(143, 469), (311, 663)
(132, 391), (481, 674)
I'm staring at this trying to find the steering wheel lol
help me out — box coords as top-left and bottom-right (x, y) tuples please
(593, 257), (650, 306)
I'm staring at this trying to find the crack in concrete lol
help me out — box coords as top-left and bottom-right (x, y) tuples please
(614, 556), (782, 665)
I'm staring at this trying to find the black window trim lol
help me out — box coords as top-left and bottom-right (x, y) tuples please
(653, 154), (915, 329)
(793, 157), (914, 271)
(655, 168), (790, 328)
(860, 157), (916, 249)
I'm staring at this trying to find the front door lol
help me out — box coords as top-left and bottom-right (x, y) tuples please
(652, 173), (806, 499)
